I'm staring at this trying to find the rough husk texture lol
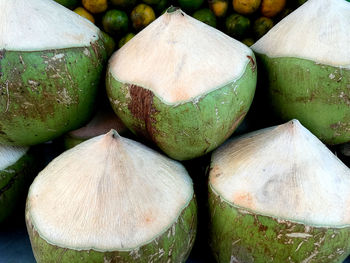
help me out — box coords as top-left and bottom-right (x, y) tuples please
(106, 59), (256, 160)
(0, 37), (107, 146)
(26, 196), (197, 263)
(209, 186), (350, 263)
(256, 54), (350, 145)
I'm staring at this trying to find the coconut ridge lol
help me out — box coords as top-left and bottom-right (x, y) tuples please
(251, 0), (350, 68)
(108, 9), (253, 104)
(210, 120), (350, 227)
(26, 130), (193, 250)
(0, 0), (100, 51)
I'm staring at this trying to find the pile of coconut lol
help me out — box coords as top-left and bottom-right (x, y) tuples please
(0, 0), (349, 262)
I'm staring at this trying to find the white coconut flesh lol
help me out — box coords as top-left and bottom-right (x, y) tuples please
(26, 130), (193, 251)
(0, 145), (28, 171)
(210, 120), (350, 227)
(109, 9), (253, 104)
(251, 0), (350, 68)
(0, 0), (100, 51)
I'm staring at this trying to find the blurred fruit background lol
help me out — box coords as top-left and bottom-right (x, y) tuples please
(56, 0), (303, 50)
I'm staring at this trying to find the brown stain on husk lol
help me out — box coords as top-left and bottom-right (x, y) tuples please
(127, 84), (159, 141)
(247, 56), (256, 73)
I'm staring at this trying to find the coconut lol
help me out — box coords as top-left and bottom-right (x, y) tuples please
(106, 7), (257, 161)
(251, 0), (350, 145)
(63, 107), (128, 149)
(0, 145), (36, 223)
(209, 120), (350, 262)
(0, 0), (108, 146)
(26, 130), (197, 262)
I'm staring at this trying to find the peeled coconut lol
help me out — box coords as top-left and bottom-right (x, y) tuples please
(0, 145), (36, 223)
(26, 130), (197, 262)
(209, 120), (350, 262)
(106, 7), (257, 161)
(0, 0), (108, 146)
(251, 0), (350, 145)
(63, 107), (127, 149)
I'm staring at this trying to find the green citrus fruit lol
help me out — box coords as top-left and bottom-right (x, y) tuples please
(193, 8), (217, 28)
(102, 9), (129, 36)
(154, 0), (170, 14)
(54, 0), (79, 9)
(178, 0), (204, 12)
(118, 33), (136, 48)
(225, 13), (251, 39)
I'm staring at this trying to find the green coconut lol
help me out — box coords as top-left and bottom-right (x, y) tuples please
(106, 8), (257, 161)
(0, 145), (36, 223)
(251, 0), (350, 145)
(26, 130), (197, 262)
(209, 120), (350, 262)
(0, 0), (108, 146)
(63, 107), (128, 149)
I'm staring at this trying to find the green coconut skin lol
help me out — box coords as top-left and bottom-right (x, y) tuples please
(0, 37), (107, 146)
(208, 185), (350, 263)
(0, 152), (36, 223)
(255, 54), (350, 145)
(106, 58), (257, 161)
(26, 196), (197, 263)
(63, 135), (85, 150)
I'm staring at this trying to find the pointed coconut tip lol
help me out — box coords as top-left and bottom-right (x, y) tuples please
(0, 0), (101, 51)
(210, 120), (350, 227)
(251, 0), (350, 68)
(26, 131), (193, 250)
(109, 6), (253, 104)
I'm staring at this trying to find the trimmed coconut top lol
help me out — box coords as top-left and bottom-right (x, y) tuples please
(68, 109), (127, 140)
(210, 120), (350, 226)
(26, 130), (193, 250)
(251, 0), (350, 68)
(0, 145), (28, 171)
(0, 0), (100, 51)
(109, 9), (253, 104)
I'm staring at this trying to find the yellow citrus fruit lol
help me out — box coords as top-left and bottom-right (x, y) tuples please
(82, 0), (108, 14)
(261, 0), (286, 17)
(131, 4), (156, 31)
(74, 7), (95, 23)
(233, 0), (261, 15)
(209, 0), (229, 17)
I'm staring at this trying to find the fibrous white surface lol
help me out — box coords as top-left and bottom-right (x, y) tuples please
(210, 120), (350, 226)
(27, 130), (193, 250)
(109, 9), (253, 103)
(0, 0), (100, 51)
(252, 0), (350, 68)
